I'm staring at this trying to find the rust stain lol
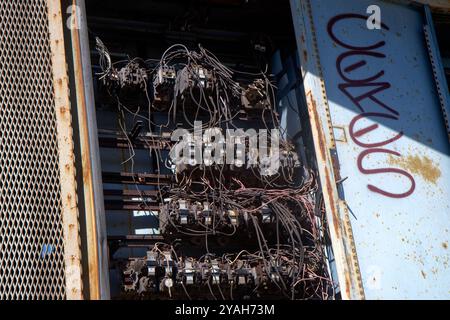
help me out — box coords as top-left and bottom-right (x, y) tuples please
(325, 170), (340, 239)
(306, 92), (326, 160)
(71, 6), (101, 299)
(73, 30), (93, 186)
(388, 154), (441, 184)
(305, 91), (362, 297)
(306, 92), (340, 238)
(343, 265), (352, 299)
(442, 242), (448, 249)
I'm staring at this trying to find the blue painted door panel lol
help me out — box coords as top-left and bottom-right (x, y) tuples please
(294, 0), (450, 299)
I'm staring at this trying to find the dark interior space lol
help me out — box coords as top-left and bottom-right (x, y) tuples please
(84, 0), (332, 300)
(86, 0), (296, 73)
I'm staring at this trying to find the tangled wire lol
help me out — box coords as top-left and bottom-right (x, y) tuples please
(96, 38), (335, 300)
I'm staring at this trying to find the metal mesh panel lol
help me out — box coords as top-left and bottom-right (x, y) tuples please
(0, 0), (66, 299)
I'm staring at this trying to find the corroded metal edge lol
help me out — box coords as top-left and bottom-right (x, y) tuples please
(68, 0), (110, 299)
(47, 0), (83, 300)
(290, 0), (365, 299)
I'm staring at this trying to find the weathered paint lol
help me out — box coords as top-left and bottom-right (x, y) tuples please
(69, 0), (110, 299)
(290, 0), (366, 300)
(47, 0), (83, 299)
(291, 0), (450, 299)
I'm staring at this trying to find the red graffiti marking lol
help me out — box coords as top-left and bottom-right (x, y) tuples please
(339, 82), (396, 115)
(349, 113), (403, 148)
(357, 148), (415, 198)
(327, 13), (389, 50)
(327, 14), (415, 198)
(337, 50), (386, 83)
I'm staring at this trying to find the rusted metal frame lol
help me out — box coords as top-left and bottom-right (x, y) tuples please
(423, 5), (450, 141)
(68, 0), (110, 299)
(290, 0), (365, 300)
(47, 0), (83, 300)
(412, 0), (450, 13)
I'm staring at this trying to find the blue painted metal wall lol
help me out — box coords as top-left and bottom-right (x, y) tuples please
(291, 0), (450, 299)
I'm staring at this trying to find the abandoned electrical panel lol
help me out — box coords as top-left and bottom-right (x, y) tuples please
(91, 19), (333, 300)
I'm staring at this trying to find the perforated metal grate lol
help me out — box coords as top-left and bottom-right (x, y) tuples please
(0, 0), (67, 299)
